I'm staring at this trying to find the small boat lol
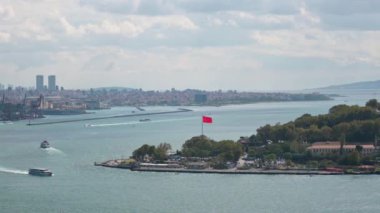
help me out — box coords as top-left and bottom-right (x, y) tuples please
(28, 168), (53, 177)
(139, 118), (151, 122)
(40, 140), (50, 149)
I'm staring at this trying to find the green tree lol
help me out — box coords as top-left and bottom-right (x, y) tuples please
(339, 134), (346, 155)
(355, 145), (363, 154)
(307, 160), (319, 169)
(157, 143), (172, 152)
(346, 151), (361, 165)
(132, 144), (156, 161)
(247, 148), (256, 158)
(264, 153), (276, 162)
(182, 136), (215, 157)
(366, 99), (379, 109)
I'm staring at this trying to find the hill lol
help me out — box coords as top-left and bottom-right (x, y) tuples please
(317, 80), (380, 90)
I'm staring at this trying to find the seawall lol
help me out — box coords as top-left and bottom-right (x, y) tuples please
(27, 108), (192, 126)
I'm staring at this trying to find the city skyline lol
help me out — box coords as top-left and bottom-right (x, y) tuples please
(0, 0), (379, 90)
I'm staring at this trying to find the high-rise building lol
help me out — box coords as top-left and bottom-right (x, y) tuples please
(36, 75), (44, 91)
(48, 75), (56, 91)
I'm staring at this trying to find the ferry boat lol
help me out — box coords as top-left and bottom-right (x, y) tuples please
(40, 140), (50, 149)
(28, 168), (53, 177)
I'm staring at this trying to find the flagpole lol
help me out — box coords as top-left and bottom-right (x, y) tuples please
(201, 116), (204, 136)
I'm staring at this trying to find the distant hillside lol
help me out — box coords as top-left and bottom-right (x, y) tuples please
(317, 80), (380, 90)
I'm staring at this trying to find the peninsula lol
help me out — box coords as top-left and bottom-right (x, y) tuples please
(96, 99), (380, 175)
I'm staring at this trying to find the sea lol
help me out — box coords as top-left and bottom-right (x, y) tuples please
(1, 89), (380, 213)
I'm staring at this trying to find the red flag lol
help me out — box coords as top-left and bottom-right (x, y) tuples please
(202, 116), (213, 123)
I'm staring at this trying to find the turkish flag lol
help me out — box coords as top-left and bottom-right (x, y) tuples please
(202, 116), (213, 123)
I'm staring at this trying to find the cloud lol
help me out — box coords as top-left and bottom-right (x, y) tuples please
(80, 0), (300, 15)
(60, 15), (197, 37)
(0, 4), (15, 20)
(1, 0), (380, 90)
(0, 32), (11, 42)
(79, 0), (178, 15)
(307, 0), (380, 15)
(251, 29), (380, 66)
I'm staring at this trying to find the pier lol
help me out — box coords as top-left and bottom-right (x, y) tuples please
(27, 108), (192, 126)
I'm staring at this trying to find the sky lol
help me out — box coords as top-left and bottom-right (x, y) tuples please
(0, 0), (379, 91)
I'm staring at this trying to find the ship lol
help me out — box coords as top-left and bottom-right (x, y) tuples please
(40, 140), (50, 149)
(28, 168), (53, 177)
(139, 118), (151, 122)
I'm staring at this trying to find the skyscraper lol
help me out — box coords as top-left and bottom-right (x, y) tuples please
(36, 75), (44, 91)
(48, 75), (56, 91)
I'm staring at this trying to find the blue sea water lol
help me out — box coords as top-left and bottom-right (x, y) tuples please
(0, 89), (379, 213)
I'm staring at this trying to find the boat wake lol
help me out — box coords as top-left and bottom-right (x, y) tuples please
(42, 147), (65, 156)
(87, 117), (197, 127)
(0, 166), (28, 175)
(0, 121), (13, 125)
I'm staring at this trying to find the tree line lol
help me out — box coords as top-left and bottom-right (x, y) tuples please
(250, 99), (380, 144)
(132, 136), (243, 167)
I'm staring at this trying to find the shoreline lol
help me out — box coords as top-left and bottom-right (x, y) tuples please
(94, 161), (377, 175)
(131, 167), (343, 175)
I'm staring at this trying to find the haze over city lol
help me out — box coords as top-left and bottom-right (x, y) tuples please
(0, 0), (379, 90)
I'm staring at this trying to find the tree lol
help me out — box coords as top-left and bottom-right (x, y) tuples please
(366, 99), (379, 109)
(319, 159), (335, 169)
(264, 153), (276, 162)
(256, 124), (272, 142)
(153, 143), (172, 161)
(157, 143), (172, 152)
(307, 161), (319, 169)
(283, 152), (292, 160)
(355, 145), (363, 154)
(345, 151), (361, 165)
(247, 149), (256, 158)
(339, 134), (346, 155)
(132, 144), (156, 161)
(182, 136), (215, 157)
(295, 114), (316, 128)
(214, 140), (243, 162)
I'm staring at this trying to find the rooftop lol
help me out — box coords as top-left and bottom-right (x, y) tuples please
(308, 141), (375, 149)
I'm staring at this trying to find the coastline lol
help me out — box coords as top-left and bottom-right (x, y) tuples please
(94, 160), (377, 175)
(131, 167), (343, 175)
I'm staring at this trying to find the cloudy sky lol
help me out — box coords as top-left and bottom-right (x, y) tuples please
(0, 0), (379, 91)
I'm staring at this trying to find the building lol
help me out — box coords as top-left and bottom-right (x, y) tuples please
(307, 141), (376, 156)
(84, 100), (109, 110)
(186, 162), (208, 169)
(194, 94), (207, 104)
(36, 75), (44, 91)
(48, 75), (56, 91)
